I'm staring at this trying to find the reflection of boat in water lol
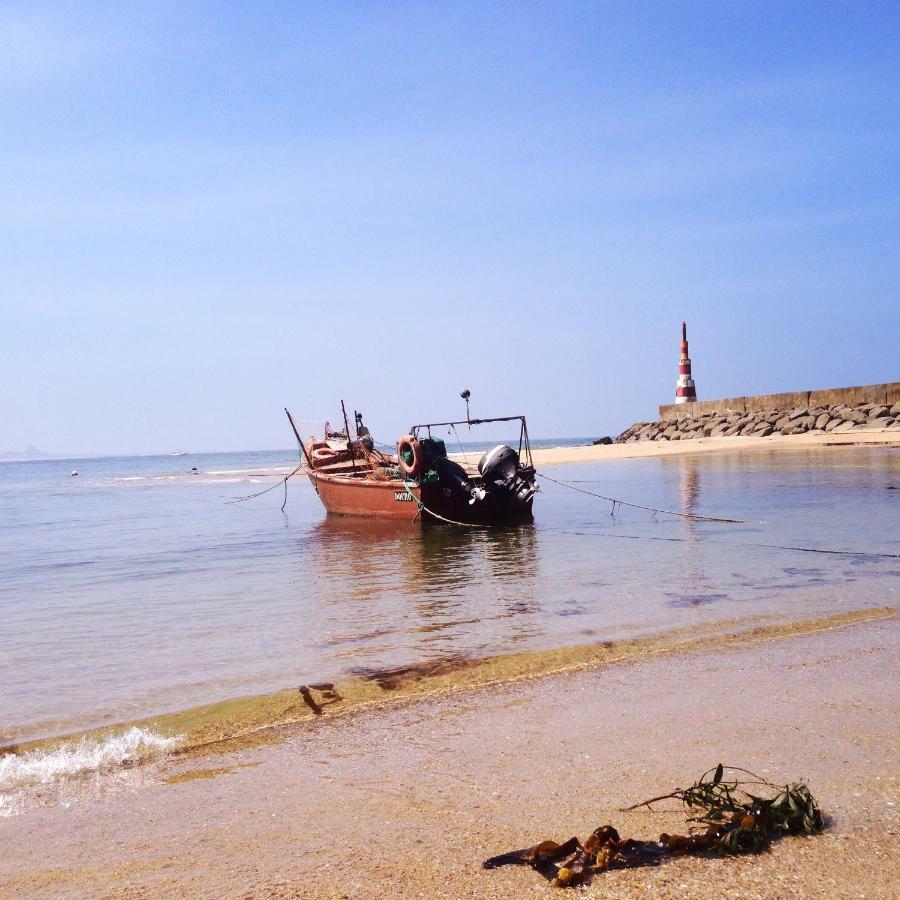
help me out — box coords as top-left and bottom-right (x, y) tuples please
(171, 450), (188, 457)
(285, 400), (538, 525)
(305, 514), (539, 585)
(300, 514), (541, 639)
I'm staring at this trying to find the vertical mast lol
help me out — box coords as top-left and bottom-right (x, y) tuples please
(340, 399), (358, 473)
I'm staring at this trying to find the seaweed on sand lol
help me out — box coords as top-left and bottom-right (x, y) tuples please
(482, 764), (825, 888)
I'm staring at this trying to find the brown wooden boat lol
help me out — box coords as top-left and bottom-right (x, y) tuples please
(285, 403), (538, 525)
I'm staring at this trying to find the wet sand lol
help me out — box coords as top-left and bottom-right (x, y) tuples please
(2, 612), (897, 898)
(7, 609), (891, 759)
(526, 427), (900, 467)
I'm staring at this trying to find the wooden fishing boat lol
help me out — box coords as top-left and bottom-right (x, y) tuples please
(285, 403), (538, 525)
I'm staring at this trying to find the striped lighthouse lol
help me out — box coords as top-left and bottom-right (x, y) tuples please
(675, 321), (697, 404)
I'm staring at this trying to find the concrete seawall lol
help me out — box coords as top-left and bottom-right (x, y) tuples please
(659, 381), (900, 422)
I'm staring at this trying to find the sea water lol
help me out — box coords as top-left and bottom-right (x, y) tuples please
(2, 444), (898, 753)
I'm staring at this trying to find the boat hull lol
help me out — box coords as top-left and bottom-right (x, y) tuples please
(311, 471), (424, 520)
(309, 471), (533, 524)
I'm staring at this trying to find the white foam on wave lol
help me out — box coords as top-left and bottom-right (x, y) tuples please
(0, 727), (180, 813)
(98, 471), (279, 486)
(206, 467), (287, 476)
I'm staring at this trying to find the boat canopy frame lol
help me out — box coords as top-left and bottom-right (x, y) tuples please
(409, 415), (533, 468)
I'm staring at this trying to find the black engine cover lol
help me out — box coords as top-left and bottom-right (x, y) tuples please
(478, 445), (537, 505)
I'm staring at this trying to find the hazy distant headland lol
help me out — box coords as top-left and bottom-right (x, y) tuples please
(0, 445), (49, 461)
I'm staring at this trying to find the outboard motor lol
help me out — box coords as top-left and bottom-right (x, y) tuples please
(419, 438), (486, 505)
(433, 456), (486, 504)
(478, 445), (538, 506)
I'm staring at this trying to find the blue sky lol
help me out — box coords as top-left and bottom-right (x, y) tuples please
(1, 1), (898, 455)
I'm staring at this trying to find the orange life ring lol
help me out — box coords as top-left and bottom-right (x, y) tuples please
(397, 436), (422, 477)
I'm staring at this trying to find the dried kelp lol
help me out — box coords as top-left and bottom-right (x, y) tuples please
(482, 764), (825, 888)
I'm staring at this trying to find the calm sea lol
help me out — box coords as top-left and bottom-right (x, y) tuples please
(2, 443), (898, 747)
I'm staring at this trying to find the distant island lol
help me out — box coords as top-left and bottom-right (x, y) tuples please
(0, 445), (49, 461)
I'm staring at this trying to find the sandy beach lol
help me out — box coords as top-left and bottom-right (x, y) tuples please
(2, 609), (897, 898)
(525, 427), (900, 467)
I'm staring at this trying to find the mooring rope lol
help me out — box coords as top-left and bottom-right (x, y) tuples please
(563, 530), (900, 559)
(402, 479), (487, 528)
(536, 472), (752, 524)
(226, 462), (305, 512)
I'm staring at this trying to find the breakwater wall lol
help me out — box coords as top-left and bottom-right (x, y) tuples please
(616, 381), (900, 444)
(658, 382), (900, 422)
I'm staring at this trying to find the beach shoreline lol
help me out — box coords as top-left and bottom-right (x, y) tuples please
(3, 607), (893, 758)
(2, 611), (897, 897)
(523, 427), (900, 467)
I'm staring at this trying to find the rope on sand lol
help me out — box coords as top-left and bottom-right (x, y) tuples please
(536, 472), (752, 524)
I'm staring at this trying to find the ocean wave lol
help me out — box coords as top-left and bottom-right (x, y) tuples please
(0, 727), (180, 813)
(97, 469), (290, 487)
(205, 468), (291, 476)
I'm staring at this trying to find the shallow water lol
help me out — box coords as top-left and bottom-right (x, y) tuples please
(2, 444), (898, 747)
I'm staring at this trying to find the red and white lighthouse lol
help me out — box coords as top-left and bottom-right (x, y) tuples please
(675, 321), (697, 404)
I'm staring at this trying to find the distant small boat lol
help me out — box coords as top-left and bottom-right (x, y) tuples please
(285, 401), (538, 525)
(171, 450), (188, 457)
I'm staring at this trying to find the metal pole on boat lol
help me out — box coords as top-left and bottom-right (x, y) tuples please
(284, 408), (314, 469)
(340, 399), (358, 473)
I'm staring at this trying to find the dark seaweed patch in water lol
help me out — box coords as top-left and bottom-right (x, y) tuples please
(502, 600), (536, 614)
(669, 593), (729, 608)
(350, 655), (474, 690)
(782, 567), (825, 577)
(751, 576), (835, 591)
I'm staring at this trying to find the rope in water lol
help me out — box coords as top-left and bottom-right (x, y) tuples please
(226, 462), (304, 512)
(563, 529), (900, 559)
(536, 472), (753, 524)
(402, 479), (487, 528)
(226, 453), (752, 526)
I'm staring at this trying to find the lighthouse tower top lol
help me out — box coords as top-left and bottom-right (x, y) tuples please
(675, 321), (697, 404)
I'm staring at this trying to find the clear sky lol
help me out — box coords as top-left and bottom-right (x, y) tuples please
(2, 1), (898, 456)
